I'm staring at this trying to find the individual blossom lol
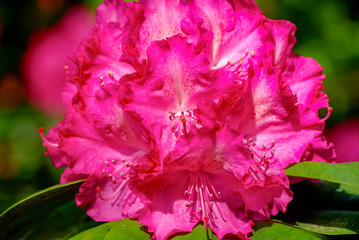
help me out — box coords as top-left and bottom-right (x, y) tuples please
(22, 5), (94, 115)
(40, 0), (333, 239)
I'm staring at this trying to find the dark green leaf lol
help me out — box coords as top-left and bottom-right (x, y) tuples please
(251, 221), (326, 240)
(285, 162), (359, 195)
(0, 180), (84, 240)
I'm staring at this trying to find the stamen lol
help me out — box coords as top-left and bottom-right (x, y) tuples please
(184, 173), (223, 225)
(321, 107), (333, 121)
(243, 137), (275, 177)
(169, 109), (197, 136)
(107, 71), (114, 79)
(96, 179), (128, 201)
(38, 128), (59, 148)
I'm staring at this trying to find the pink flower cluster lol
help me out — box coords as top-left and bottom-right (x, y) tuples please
(40, 0), (333, 239)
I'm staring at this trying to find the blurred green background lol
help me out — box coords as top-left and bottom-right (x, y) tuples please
(0, 0), (358, 217)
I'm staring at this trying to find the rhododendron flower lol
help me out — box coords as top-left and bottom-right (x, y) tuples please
(22, 5), (94, 115)
(40, 0), (333, 239)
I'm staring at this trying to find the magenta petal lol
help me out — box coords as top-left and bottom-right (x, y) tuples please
(76, 168), (144, 221)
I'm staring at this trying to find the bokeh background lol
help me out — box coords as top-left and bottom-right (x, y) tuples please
(0, 0), (358, 219)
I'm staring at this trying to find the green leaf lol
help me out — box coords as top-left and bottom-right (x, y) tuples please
(70, 220), (222, 240)
(69, 221), (120, 240)
(296, 222), (357, 235)
(285, 162), (359, 195)
(69, 219), (151, 240)
(293, 211), (359, 235)
(104, 218), (151, 240)
(251, 221), (326, 240)
(338, 184), (359, 195)
(0, 180), (84, 240)
(172, 224), (215, 239)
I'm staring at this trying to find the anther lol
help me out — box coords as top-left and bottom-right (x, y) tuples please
(321, 107), (333, 121)
(107, 71), (114, 79)
(112, 159), (116, 164)
(102, 169), (106, 176)
(105, 161), (109, 166)
(121, 157), (125, 162)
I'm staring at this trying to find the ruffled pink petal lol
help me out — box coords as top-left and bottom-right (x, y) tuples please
(207, 9), (266, 68)
(136, 172), (198, 240)
(96, 0), (128, 24)
(223, 58), (325, 167)
(301, 136), (336, 163)
(44, 83), (156, 174)
(262, 19), (297, 68)
(240, 173), (292, 219)
(39, 126), (70, 168)
(204, 174), (254, 240)
(76, 166), (145, 221)
(283, 54), (328, 113)
(138, 0), (193, 58)
(170, 127), (250, 178)
(60, 167), (88, 184)
(120, 35), (212, 139)
(70, 22), (135, 93)
(136, 170), (253, 240)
